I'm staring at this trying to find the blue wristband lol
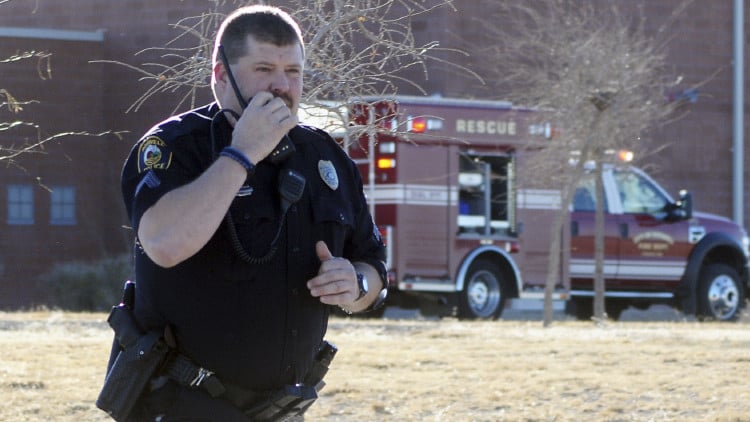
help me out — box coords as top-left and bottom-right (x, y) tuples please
(220, 146), (255, 175)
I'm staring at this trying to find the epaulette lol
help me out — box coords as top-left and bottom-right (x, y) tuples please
(141, 104), (216, 145)
(296, 124), (331, 142)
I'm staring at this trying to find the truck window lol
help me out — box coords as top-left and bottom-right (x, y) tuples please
(572, 176), (608, 212)
(573, 187), (595, 211)
(613, 169), (668, 214)
(458, 154), (511, 235)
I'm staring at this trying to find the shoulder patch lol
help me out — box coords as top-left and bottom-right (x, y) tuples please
(137, 136), (173, 172)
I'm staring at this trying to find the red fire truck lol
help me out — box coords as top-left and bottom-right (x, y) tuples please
(334, 96), (749, 321)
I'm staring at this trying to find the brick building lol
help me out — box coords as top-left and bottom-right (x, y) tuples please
(0, 1), (747, 307)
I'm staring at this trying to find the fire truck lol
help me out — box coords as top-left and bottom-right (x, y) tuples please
(319, 96), (750, 321)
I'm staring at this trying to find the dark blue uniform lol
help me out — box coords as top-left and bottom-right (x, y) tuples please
(120, 103), (385, 413)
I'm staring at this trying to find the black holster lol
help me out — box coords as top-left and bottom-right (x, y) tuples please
(96, 281), (170, 422)
(242, 341), (337, 421)
(96, 282), (338, 421)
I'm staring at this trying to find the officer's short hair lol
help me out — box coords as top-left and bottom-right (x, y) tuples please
(214, 5), (305, 64)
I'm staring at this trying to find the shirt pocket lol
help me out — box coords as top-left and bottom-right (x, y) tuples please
(231, 192), (279, 242)
(311, 194), (354, 256)
(221, 196), (279, 282)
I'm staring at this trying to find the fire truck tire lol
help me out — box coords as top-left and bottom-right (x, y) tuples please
(696, 263), (745, 321)
(566, 298), (626, 321)
(605, 300), (627, 321)
(458, 260), (506, 320)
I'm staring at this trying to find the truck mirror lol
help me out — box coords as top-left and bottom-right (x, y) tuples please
(677, 190), (693, 220)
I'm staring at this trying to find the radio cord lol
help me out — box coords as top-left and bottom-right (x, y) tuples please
(209, 109), (301, 265)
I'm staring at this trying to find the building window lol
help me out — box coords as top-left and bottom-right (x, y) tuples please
(50, 185), (76, 225)
(7, 184), (34, 225)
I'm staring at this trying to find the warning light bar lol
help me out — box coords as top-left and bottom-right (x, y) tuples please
(618, 150), (634, 162)
(406, 116), (443, 133)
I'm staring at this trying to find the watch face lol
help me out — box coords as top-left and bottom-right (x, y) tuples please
(358, 272), (368, 296)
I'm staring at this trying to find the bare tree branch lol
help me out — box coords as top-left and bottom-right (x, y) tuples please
(479, 0), (693, 174)
(0, 128), (125, 164)
(93, 0), (479, 119)
(1, 41), (118, 165)
(0, 89), (38, 114)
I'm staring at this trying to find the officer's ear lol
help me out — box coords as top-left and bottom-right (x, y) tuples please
(213, 61), (228, 87)
(214, 45), (234, 89)
(212, 60), (232, 105)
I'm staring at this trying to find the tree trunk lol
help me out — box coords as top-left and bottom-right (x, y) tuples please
(593, 162), (606, 320)
(543, 184), (574, 327)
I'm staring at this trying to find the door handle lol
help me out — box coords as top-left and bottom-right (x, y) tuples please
(619, 223), (628, 239)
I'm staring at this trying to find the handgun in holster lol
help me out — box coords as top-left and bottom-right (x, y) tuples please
(245, 341), (338, 421)
(96, 281), (170, 422)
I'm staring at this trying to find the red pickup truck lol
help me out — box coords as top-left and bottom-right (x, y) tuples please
(567, 165), (749, 321)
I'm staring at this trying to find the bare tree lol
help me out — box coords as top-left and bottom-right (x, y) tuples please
(474, 0), (693, 326)
(1, 43), (123, 167)
(0, 1), (74, 166)
(94, 0), (478, 137)
(0, 50), (52, 163)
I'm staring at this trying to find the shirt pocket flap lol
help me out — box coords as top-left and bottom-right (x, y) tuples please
(312, 196), (354, 228)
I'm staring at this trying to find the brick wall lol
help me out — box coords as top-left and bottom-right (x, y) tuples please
(0, 34), (123, 306)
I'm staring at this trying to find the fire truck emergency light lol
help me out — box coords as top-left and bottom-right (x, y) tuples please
(377, 158), (396, 169)
(618, 149), (634, 162)
(406, 116), (443, 133)
(409, 117), (427, 133)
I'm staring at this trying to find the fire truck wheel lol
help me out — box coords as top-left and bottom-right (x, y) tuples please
(605, 300), (627, 321)
(566, 298), (592, 321)
(459, 260), (506, 320)
(566, 298), (626, 321)
(697, 263), (745, 322)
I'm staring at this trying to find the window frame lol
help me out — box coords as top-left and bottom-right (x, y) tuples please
(49, 185), (77, 226)
(7, 184), (35, 225)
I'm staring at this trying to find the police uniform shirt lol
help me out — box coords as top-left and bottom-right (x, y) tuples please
(121, 103), (386, 391)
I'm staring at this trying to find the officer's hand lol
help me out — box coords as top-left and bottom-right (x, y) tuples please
(307, 241), (358, 306)
(231, 91), (298, 164)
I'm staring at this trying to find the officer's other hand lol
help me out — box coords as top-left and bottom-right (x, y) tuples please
(307, 241), (358, 306)
(231, 91), (298, 164)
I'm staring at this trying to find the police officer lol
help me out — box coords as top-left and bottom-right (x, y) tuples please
(119, 5), (387, 420)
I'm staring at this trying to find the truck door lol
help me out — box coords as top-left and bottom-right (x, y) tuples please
(609, 168), (689, 290)
(569, 173), (621, 289)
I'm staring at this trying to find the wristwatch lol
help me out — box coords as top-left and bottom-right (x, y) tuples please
(355, 272), (369, 301)
(367, 277), (388, 312)
(340, 272), (388, 314)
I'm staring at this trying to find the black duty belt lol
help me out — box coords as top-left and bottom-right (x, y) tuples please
(159, 340), (336, 420)
(162, 352), (227, 397)
(161, 352), (271, 410)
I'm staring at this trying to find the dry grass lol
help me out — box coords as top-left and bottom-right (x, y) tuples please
(1, 311), (749, 421)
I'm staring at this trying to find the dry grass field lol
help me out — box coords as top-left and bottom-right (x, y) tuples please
(1, 310), (749, 421)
